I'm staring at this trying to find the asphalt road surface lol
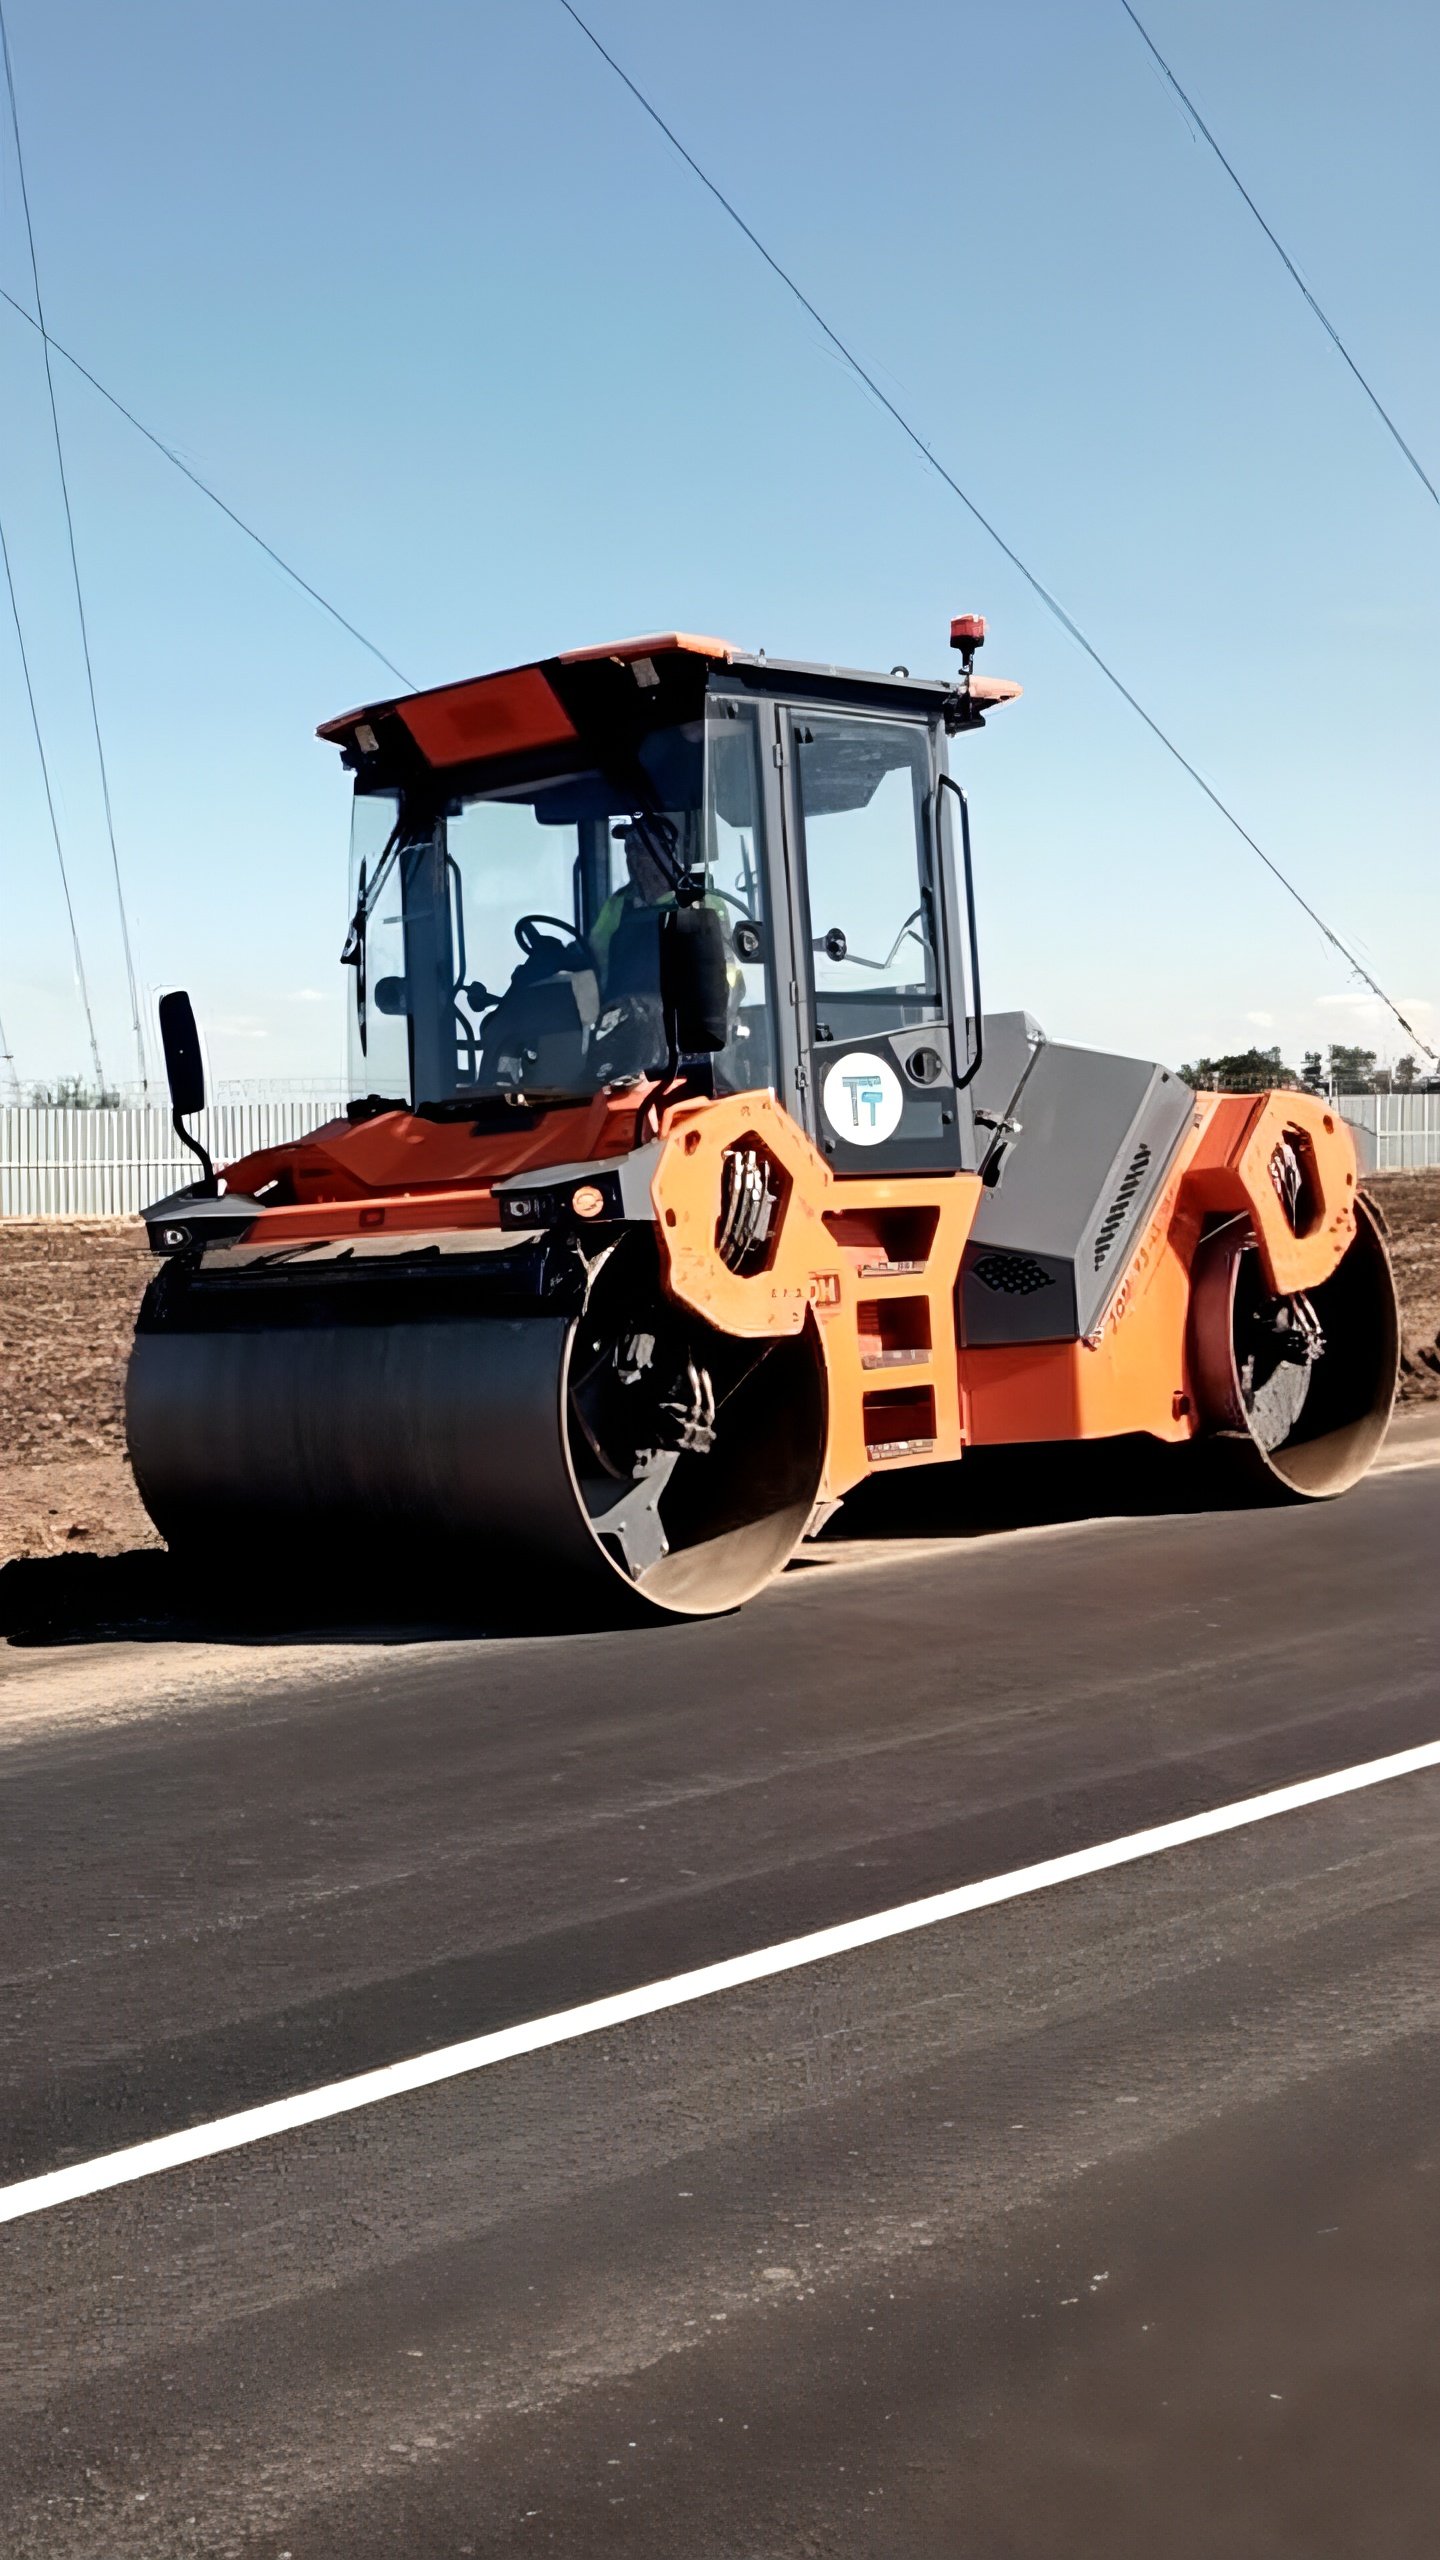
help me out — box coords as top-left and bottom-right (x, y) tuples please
(2, 1423), (1438, 2557)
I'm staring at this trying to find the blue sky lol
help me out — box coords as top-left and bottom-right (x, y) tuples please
(1, 0), (1436, 1092)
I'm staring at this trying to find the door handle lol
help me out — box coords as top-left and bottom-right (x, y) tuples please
(937, 772), (983, 1090)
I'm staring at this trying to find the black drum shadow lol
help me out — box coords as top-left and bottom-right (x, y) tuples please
(0, 1545), (647, 1651)
(814, 1432), (1248, 1548)
(0, 1438), (1268, 1646)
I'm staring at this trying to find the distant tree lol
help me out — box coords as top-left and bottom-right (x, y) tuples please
(1325, 1044), (1378, 1092)
(24, 1076), (121, 1108)
(1300, 1050), (1326, 1091)
(1179, 1045), (1296, 1093)
(1395, 1054), (1420, 1089)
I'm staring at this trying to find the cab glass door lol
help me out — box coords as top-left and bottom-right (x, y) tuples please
(789, 711), (962, 1171)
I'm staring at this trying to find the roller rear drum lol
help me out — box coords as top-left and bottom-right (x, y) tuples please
(1189, 1195), (1399, 1501)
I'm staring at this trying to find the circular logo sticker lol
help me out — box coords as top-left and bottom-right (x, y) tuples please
(821, 1050), (904, 1148)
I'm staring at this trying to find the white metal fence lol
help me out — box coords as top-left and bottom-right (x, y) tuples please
(0, 1102), (343, 1220)
(1336, 1093), (1440, 1174)
(2, 1089), (1437, 1219)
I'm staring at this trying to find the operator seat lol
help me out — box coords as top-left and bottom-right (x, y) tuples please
(479, 933), (599, 1091)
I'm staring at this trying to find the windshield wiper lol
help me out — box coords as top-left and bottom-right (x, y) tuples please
(340, 815), (412, 1055)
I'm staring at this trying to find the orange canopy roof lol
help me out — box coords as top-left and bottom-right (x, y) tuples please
(318, 634), (735, 770)
(319, 631), (1018, 775)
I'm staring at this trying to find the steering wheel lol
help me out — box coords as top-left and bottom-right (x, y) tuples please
(514, 913), (581, 957)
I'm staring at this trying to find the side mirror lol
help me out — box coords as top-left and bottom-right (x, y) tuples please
(157, 988), (216, 1194)
(660, 900), (729, 1059)
(158, 988), (207, 1116)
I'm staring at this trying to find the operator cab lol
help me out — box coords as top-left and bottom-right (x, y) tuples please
(327, 630), (1020, 1168)
(345, 710), (770, 1111)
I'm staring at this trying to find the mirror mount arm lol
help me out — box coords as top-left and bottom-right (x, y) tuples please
(173, 1108), (218, 1197)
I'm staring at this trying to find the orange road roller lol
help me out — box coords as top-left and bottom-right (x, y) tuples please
(126, 620), (1399, 1615)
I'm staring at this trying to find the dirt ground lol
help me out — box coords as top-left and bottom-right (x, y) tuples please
(2, 1175), (1438, 1564)
(1371, 1170), (1440, 1393)
(0, 1223), (156, 1563)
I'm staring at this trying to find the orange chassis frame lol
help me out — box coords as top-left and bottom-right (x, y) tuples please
(221, 1083), (1361, 1515)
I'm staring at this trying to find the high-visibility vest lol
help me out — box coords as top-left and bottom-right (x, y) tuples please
(590, 887), (742, 995)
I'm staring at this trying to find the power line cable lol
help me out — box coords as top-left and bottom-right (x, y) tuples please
(1118, 0), (1439, 512)
(555, 0), (1436, 1062)
(0, 286), (418, 692)
(0, 0), (148, 1086)
(0, 497), (108, 1089)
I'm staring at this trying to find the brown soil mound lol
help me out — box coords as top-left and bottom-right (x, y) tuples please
(1, 1173), (1437, 1562)
(1371, 1171), (1440, 1403)
(1, 1222), (155, 1559)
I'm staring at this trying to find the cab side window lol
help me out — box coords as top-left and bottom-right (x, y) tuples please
(795, 717), (938, 1043)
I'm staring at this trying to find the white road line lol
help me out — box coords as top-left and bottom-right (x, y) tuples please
(4, 1735), (1439, 2229)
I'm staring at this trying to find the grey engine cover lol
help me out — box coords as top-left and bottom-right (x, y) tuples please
(960, 1019), (1195, 1346)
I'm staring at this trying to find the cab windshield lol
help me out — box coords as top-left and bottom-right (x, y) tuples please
(345, 710), (772, 1111)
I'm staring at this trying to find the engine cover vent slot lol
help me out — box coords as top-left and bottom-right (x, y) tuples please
(1093, 1143), (1153, 1270)
(973, 1252), (1053, 1297)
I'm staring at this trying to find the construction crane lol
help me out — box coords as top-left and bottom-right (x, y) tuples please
(125, 619), (1398, 1616)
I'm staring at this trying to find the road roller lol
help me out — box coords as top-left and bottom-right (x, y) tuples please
(126, 618), (1399, 1616)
